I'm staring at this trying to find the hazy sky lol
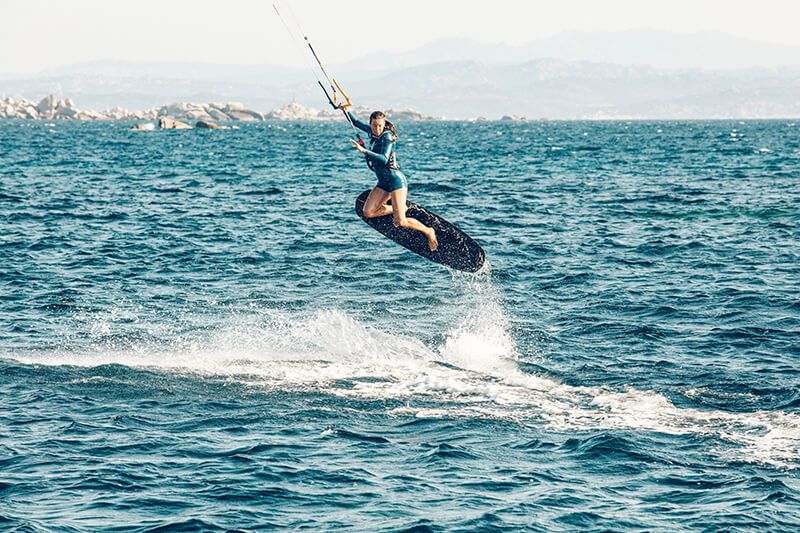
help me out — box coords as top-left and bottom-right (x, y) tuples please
(2, 0), (799, 74)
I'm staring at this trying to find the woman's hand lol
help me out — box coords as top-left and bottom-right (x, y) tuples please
(350, 139), (367, 153)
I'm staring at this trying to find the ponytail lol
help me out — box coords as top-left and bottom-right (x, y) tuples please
(384, 120), (397, 141)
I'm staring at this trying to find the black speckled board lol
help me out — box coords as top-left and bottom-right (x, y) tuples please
(355, 189), (485, 273)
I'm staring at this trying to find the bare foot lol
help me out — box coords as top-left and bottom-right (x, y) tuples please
(427, 228), (438, 251)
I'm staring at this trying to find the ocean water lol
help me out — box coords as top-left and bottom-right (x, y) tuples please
(1, 119), (799, 531)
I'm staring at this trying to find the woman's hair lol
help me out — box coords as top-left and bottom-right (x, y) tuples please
(369, 110), (397, 140)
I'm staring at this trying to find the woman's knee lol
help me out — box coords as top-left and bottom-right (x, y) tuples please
(364, 203), (384, 218)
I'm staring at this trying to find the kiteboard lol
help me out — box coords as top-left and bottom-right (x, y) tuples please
(354, 189), (485, 272)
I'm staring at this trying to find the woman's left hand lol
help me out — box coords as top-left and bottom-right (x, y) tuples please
(350, 139), (367, 153)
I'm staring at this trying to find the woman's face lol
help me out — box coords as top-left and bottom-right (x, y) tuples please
(370, 117), (385, 137)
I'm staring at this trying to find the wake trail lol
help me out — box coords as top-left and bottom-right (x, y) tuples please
(6, 264), (799, 468)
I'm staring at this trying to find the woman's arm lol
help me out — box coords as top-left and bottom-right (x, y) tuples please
(363, 133), (394, 166)
(346, 110), (371, 134)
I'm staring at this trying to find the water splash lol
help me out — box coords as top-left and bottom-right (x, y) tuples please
(9, 267), (798, 469)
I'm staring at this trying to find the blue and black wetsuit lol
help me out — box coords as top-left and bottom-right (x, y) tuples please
(348, 112), (407, 192)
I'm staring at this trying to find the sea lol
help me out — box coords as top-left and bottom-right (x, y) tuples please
(1, 118), (799, 531)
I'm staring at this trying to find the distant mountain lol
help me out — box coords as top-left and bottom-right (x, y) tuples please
(522, 30), (800, 69)
(336, 31), (800, 76)
(345, 59), (800, 119)
(2, 31), (800, 119)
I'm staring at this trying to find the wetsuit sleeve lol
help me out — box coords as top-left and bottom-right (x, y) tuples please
(364, 133), (395, 166)
(347, 111), (371, 134)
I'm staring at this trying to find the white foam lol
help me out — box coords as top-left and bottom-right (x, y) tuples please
(8, 273), (800, 469)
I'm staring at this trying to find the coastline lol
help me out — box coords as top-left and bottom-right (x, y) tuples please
(0, 95), (440, 122)
(2, 95), (798, 123)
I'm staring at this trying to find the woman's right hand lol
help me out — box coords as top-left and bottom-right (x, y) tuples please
(350, 139), (366, 153)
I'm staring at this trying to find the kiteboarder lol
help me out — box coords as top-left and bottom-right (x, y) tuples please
(346, 109), (438, 251)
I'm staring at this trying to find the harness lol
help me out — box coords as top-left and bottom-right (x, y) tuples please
(365, 131), (399, 172)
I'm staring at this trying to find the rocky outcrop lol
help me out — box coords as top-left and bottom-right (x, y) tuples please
(383, 108), (435, 121)
(262, 102), (438, 121)
(334, 106), (437, 121)
(264, 101), (327, 120)
(0, 95), (146, 120)
(153, 101), (263, 122)
(0, 95), (264, 122)
(0, 95), (80, 119)
(0, 94), (439, 122)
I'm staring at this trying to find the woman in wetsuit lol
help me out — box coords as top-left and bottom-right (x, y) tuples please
(346, 110), (438, 251)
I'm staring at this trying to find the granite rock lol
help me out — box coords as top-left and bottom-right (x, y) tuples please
(158, 117), (192, 129)
(0, 94), (439, 122)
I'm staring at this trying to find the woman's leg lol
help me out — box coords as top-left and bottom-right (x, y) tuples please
(390, 187), (438, 251)
(362, 187), (392, 218)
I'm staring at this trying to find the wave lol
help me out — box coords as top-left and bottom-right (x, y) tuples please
(6, 269), (799, 469)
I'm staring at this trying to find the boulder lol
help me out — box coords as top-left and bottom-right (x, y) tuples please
(195, 120), (222, 129)
(158, 117), (192, 129)
(243, 109), (264, 120)
(55, 107), (78, 118)
(37, 94), (58, 115)
(76, 110), (105, 120)
(207, 109), (231, 121)
(186, 109), (218, 122)
(22, 106), (39, 119)
(170, 102), (190, 113)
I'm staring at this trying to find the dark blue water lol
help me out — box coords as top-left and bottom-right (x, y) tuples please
(1, 119), (799, 531)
